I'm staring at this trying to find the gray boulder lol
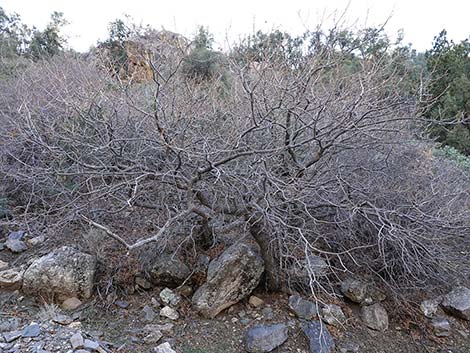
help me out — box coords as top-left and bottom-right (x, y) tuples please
(361, 303), (389, 331)
(301, 321), (335, 353)
(441, 286), (470, 320)
(23, 246), (96, 301)
(146, 254), (190, 288)
(245, 324), (288, 352)
(288, 295), (319, 320)
(192, 243), (264, 318)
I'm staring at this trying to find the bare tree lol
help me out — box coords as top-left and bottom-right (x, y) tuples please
(1, 25), (469, 296)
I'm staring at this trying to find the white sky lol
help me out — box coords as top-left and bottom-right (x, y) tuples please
(2, 0), (469, 52)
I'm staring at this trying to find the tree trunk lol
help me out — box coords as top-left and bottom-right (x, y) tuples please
(248, 217), (283, 292)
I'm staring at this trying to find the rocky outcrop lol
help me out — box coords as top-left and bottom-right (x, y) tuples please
(245, 324), (288, 352)
(192, 243), (264, 318)
(441, 286), (470, 320)
(145, 254), (191, 288)
(22, 246), (96, 301)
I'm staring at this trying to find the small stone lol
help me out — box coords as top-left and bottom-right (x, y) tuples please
(143, 305), (157, 322)
(83, 339), (100, 350)
(143, 330), (163, 344)
(301, 321), (335, 353)
(321, 304), (346, 327)
(53, 314), (73, 325)
(144, 323), (174, 335)
(361, 303), (389, 331)
(4, 238), (27, 253)
(441, 286), (470, 320)
(288, 295), (318, 320)
(420, 297), (441, 318)
(22, 323), (41, 337)
(8, 231), (26, 241)
(160, 288), (181, 306)
(115, 300), (130, 309)
(249, 295), (264, 308)
(154, 342), (176, 353)
(432, 317), (451, 337)
(61, 297), (82, 310)
(26, 235), (45, 247)
(3, 330), (22, 343)
(341, 278), (368, 304)
(160, 306), (179, 320)
(245, 324), (288, 352)
(261, 307), (274, 320)
(0, 260), (8, 270)
(70, 332), (84, 349)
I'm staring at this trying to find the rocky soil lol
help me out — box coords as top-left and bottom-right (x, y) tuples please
(1, 230), (470, 353)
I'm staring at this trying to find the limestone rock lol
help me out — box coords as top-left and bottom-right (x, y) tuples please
(341, 278), (368, 304)
(0, 267), (24, 290)
(340, 277), (385, 305)
(420, 297), (442, 318)
(245, 324), (288, 352)
(70, 332), (84, 349)
(154, 342), (176, 353)
(321, 304), (346, 327)
(143, 330), (163, 344)
(160, 306), (179, 320)
(192, 243), (264, 318)
(441, 286), (470, 320)
(160, 288), (181, 307)
(145, 254), (190, 288)
(361, 303), (389, 331)
(23, 246), (96, 300)
(288, 295), (318, 320)
(301, 321), (335, 353)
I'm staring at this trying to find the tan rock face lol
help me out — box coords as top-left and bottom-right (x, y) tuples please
(22, 246), (96, 301)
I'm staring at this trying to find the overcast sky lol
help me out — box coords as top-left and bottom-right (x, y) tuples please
(2, 0), (469, 52)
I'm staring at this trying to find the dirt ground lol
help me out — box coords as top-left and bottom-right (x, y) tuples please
(2, 287), (470, 353)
